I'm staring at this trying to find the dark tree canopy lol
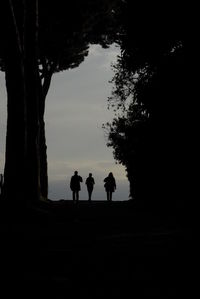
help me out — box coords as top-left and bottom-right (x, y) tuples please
(1, 0), (119, 89)
(104, 1), (189, 205)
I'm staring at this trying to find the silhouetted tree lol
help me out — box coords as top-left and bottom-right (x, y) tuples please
(104, 1), (188, 205)
(103, 98), (150, 199)
(0, 0), (41, 201)
(0, 0), (120, 201)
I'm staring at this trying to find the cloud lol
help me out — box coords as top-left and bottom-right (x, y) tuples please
(99, 46), (119, 70)
(87, 44), (119, 67)
(48, 158), (127, 182)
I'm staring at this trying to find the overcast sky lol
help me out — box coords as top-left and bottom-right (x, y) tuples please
(0, 44), (129, 201)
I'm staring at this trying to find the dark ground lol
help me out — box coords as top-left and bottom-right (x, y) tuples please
(0, 199), (192, 298)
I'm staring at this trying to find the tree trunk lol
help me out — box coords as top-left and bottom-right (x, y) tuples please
(3, 0), (41, 202)
(38, 68), (54, 199)
(3, 51), (26, 200)
(39, 116), (48, 199)
(38, 73), (52, 200)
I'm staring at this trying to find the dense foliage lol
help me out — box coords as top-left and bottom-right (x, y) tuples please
(104, 1), (188, 203)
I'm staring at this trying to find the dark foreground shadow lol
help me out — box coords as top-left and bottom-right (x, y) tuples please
(0, 198), (192, 298)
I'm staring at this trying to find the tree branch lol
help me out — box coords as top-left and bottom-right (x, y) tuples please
(8, 0), (23, 56)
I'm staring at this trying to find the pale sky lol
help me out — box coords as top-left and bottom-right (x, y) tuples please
(0, 44), (129, 200)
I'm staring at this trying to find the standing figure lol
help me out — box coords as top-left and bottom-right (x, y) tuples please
(85, 173), (95, 201)
(103, 172), (116, 201)
(70, 171), (83, 201)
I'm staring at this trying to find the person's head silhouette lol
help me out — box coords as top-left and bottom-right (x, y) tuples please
(89, 173), (92, 177)
(74, 171), (78, 175)
(109, 172), (113, 177)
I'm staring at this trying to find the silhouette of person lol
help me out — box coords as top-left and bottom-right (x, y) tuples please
(70, 171), (83, 201)
(103, 172), (116, 201)
(85, 173), (95, 201)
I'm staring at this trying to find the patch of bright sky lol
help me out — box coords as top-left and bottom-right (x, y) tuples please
(0, 44), (129, 200)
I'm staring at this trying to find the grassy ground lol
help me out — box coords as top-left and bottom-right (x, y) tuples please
(0, 199), (192, 298)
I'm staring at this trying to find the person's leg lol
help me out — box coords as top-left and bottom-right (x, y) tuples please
(91, 189), (93, 200)
(108, 191), (110, 201)
(89, 188), (93, 201)
(72, 191), (75, 201)
(110, 191), (112, 201)
(76, 191), (79, 201)
(87, 188), (90, 201)
(106, 191), (109, 201)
